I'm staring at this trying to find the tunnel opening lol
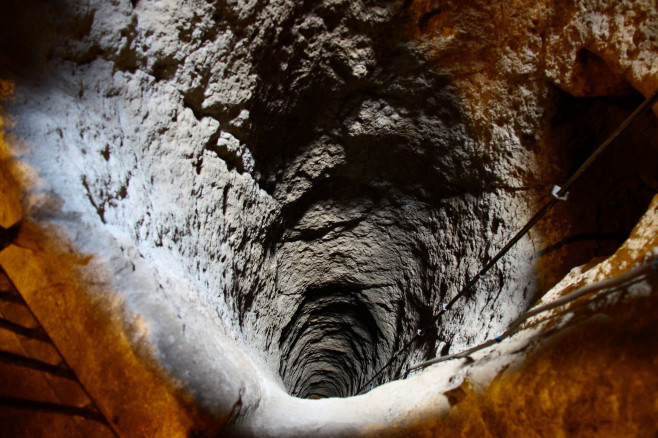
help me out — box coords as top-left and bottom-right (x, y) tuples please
(278, 284), (386, 398)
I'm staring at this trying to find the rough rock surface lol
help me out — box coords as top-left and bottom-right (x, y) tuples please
(0, 0), (656, 436)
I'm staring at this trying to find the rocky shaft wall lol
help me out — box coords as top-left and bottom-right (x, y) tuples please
(0, 0), (656, 436)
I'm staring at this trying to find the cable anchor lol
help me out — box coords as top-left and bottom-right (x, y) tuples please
(551, 185), (568, 201)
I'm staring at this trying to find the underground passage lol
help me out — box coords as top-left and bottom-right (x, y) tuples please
(0, 0), (658, 436)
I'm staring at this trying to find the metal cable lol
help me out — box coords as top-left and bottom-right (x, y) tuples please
(408, 259), (658, 371)
(356, 90), (658, 395)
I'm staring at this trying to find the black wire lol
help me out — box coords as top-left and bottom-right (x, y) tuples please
(408, 265), (657, 371)
(356, 90), (658, 395)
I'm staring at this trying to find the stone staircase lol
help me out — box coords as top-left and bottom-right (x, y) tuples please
(0, 267), (115, 437)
